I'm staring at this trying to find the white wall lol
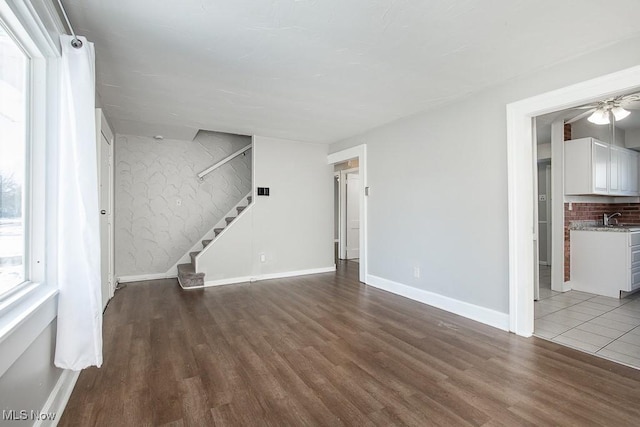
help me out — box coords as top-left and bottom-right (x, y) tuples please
(0, 323), (63, 426)
(572, 119), (625, 146)
(625, 128), (640, 150)
(114, 131), (251, 277)
(329, 35), (640, 316)
(197, 136), (334, 283)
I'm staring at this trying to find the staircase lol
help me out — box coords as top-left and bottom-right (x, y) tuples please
(177, 195), (252, 289)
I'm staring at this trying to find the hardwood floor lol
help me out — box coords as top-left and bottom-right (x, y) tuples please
(60, 261), (640, 426)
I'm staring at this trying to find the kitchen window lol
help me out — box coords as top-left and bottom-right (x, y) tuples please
(0, 22), (28, 298)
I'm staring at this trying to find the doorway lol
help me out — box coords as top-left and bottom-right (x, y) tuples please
(334, 161), (360, 262)
(507, 65), (640, 336)
(328, 145), (368, 283)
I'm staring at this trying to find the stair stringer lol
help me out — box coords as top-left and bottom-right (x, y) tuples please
(166, 192), (251, 277)
(195, 204), (255, 285)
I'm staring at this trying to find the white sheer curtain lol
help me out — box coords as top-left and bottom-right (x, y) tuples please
(54, 35), (102, 370)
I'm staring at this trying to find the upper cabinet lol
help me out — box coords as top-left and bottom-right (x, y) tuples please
(565, 137), (639, 196)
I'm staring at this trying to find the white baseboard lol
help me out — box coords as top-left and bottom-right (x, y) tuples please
(366, 274), (509, 331)
(258, 266), (336, 281)
(202, 266), (336, 288)
(201, 275), (253, 288)
(35, 369), (80, 427)
(117, 273), (176, 283)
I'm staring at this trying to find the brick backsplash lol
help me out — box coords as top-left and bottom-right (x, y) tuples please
(564, 203), (640, 281)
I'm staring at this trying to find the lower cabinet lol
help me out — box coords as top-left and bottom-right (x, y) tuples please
(570, 230), (640, 298)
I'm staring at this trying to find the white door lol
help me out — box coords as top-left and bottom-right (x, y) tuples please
(346, 173), (360, 259)
(97, 116), (114, 310)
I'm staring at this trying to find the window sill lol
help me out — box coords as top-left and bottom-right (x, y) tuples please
(0, 282), (58, 377)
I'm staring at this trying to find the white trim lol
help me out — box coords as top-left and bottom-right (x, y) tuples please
(117, 273), (176, 283)
(507, 65), (640, 337)
(328, 145), (367, 283)
(34, 369), (80, 427)
(199, 266), (337, 288)
(367, 274), (509, 331)
(257, 266), (336, 281)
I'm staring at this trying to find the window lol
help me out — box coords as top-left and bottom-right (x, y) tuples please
(0, 23), (28, 297)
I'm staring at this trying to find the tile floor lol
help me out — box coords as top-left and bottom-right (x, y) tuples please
(534, 265), (640, 369)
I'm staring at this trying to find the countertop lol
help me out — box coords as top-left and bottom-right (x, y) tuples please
(570, 222), (640, 232)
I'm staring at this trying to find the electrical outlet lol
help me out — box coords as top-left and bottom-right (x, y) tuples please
(413, 267), (420, 278)
(260, 253), (266, 263)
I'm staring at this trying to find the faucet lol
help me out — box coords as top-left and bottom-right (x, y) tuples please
(604, 212), (622, 226)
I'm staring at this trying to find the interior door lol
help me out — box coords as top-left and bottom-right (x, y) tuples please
(98, 129), (113, 310)
(346, 173), (360, 259)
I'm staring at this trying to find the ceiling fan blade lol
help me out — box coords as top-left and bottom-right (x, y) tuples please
(574, 104), (599, 110)
(565, 108), (596, 124)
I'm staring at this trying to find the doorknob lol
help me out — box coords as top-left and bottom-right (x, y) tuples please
(101, 210), (106, 215)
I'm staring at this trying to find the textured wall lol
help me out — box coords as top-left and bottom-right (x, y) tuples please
(115, 131), (251, 276)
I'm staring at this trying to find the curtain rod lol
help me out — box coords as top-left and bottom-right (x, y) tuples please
(56, 0), (82, 48)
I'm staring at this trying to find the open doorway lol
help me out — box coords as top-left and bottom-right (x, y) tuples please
(529, 90), (640, 368)
(334, 159), (360, 263)
(507, 65), (640, 338)
(328, 145), (368, 283)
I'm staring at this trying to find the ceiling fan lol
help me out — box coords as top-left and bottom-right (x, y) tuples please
(565, 92), (640, 125)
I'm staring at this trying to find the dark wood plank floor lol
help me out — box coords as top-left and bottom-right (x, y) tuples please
(60, 261), (640, 426)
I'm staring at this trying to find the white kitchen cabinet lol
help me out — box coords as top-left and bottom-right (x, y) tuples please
(624, 149), (639, 195)
(564, 137), (639, 196)
(611, 146), (639, 196)
(570, 230), (640, 298)
(609, 145), (621, 193)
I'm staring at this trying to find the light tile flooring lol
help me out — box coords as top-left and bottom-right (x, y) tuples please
(534, 265), (640, 369)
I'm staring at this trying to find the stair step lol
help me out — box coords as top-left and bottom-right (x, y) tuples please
(189, 251), (200, 264)
(214, 228), (225, 236)
(237, 206), (246, 214)
(202, 239), (212, 247)
(177, 263), (205, 288)
(247, 196), (252, 203)
(225, 217), (235, 225)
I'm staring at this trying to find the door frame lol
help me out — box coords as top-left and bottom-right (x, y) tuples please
(328, 145), (368, 282)
(507, 65), (640, 336)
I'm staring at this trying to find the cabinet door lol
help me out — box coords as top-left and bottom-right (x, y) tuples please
(592, 141), (609, 194)
(630, 151), (639, 195)
(610, 146), (621, 194)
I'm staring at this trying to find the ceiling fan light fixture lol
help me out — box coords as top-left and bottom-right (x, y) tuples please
(612, 106), (630, 121)
(588, 109), (610, 125)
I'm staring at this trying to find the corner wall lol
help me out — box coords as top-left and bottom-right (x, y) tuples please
(197, 136), (335, 283)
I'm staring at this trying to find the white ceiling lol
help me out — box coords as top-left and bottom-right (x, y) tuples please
(64, 0), (640, 143)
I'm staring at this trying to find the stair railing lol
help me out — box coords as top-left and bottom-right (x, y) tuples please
(197, 144), (252, 181)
